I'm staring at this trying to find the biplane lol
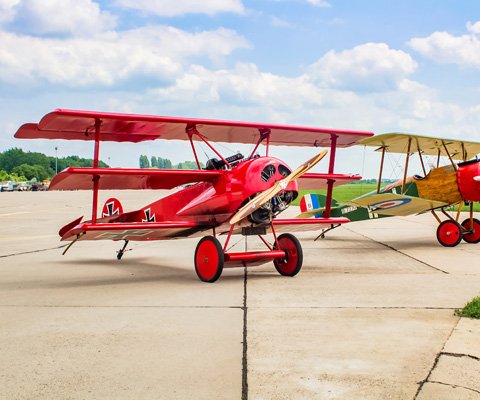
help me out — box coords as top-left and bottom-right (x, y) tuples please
(15, 109), (373, 282)
(298, 133), (480, 247)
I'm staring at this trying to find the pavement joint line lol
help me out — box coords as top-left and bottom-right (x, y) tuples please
(0, 304), (244, 309)
(0, 305), (457, 310)
(242, 265), (248, 400)
(414, 319), (460, 399)
(343, 226), (449, 274)
(0, 245), (68, 258)
(426, 381), (480, 395)
(247, 306), (456, 310)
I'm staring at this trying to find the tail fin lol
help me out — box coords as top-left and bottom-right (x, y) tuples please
(299, 194), (337, 212)
(101, 197), (124, 218)
(298, 194), (338, 218)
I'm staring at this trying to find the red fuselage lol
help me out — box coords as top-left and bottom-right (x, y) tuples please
(126, 156), (298, 226)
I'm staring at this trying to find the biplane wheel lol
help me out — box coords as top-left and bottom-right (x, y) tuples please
(194, 236), (224, 283)
(461, 218), (480, 244)
(273, 233), (303, 277)
(436, 220), (463, 247)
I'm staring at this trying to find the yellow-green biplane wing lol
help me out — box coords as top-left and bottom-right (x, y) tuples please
(358, 133), (480, 160)
(344, 193), (448, 216)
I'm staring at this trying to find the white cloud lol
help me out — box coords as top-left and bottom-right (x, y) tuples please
(308, 43), (417, 92)
(115, 0), (245, 17)
(0, 0), (21, 25)
(408, 21), (480, 67)
(306, 0), (331, 8)
(8, 0), (117, 36)
(0, 26), (249, 86)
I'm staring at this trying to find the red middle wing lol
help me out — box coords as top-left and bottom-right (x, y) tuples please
(296, 173), (361, 190)
(49, 168), (226, 190)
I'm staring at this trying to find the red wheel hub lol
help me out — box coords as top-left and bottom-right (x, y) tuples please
(461, 218), (480, 244)
(436, 220), (462, 247)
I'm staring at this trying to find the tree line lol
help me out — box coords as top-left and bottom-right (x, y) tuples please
(139, 155), (204, 170)
(0, 148), (108, 182)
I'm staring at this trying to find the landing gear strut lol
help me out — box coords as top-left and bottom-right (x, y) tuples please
(117, 240), (129, 260)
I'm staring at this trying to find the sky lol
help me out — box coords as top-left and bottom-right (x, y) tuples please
(1, 0), (480, 178)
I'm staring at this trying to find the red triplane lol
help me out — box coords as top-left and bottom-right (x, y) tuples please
(16, 109), (372, 282)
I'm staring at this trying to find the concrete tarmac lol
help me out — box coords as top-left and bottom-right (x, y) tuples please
(0, 191), (479, 399)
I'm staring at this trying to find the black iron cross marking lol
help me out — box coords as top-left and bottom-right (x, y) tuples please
(103, 201), (120, 217)
(142, 208), (156, 222)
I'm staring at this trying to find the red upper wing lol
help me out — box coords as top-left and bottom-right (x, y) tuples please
(15, 109), (373, 147)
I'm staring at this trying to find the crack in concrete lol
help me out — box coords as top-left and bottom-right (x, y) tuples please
(427, 380), (480, 395)
(441, 351), (480, 362)
(0, 245), (68, 259)
(414, 318), (461, 399)
(242, 265), (248, 400)
(343, 227), (449, 274)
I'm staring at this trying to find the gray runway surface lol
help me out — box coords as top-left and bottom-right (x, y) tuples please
(1, 191), (479, 399)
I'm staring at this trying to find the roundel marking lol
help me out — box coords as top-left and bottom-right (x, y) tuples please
(371, 198), (411, 210)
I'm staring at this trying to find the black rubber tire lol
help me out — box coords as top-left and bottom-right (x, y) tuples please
(194, 236), (224, 283)
(273, 233), (303, 277)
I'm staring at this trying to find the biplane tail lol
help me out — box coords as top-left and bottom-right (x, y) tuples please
(298, 193), (389, 222)
(298, 194), (337, 218)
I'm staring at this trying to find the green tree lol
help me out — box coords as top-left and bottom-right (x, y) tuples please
(12, 164), (49, 181)
(139, 155), (150, 168)
(151, 156), (158, 168)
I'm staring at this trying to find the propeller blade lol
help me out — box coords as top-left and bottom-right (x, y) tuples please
(229, 150), (328, 225)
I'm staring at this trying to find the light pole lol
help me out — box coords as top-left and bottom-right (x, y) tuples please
(55, 147), (58, 174)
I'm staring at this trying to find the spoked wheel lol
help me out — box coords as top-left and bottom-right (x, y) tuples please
(194, 236), (224, 283)
(436, 220), (463, 247)
(273, 233), (303, 276)
(461, 218), (480, 244)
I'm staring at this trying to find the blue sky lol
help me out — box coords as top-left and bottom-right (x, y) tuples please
(1, 0), (480, 178)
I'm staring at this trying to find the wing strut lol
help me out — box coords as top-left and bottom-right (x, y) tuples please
(92, 118), (102, 223)
(187, 125), (231, 168)
(324, 134), (338, 218)
(377, 146), (386, 193)
(401, 137), (412, 194)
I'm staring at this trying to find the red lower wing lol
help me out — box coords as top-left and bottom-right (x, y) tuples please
(61, 221), (211, 241)
(272, 217), (350, 232)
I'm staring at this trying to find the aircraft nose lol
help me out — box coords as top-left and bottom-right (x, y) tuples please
(457, 161), (480, 201)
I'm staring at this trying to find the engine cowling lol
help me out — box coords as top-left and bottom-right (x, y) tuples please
(457, 159), (480, 202)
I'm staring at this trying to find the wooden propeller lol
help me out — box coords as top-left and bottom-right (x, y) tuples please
(229, 150), (328, 225)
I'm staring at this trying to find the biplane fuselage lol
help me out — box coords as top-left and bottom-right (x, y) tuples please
(113, 155), (298, 229)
